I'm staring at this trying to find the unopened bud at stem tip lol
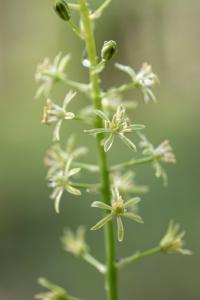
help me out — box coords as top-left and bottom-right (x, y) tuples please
(101, 40), (118, 62)
(54, 0), (71, 21)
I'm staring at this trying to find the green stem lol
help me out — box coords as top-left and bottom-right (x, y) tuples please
(73, 155), (158, 174)
(79, 1), (117, 299)
(103, 82), (137, 98)
(111, 155), (156, 171)
(83, 253), (107, 274)
(70, 182), (100, 190)
(68, 20), (84, 39)
(73, 161), (99, 172)
(116, 246), (161, 270)
(61, 77), (90, 94)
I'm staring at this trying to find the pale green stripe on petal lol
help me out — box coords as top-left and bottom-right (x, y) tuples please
(84, 128), (111, 135)
(104, 134), (114, 152)
(124, 197), (141, 208)
(66, 185), (81, 196)
(124, 212), (144, 223)
(91, 201), (112, 210)
(63, 90), (77, 109)
(53, 120), (62, 141)
(127, 124), (145, 130)
(119, 134), (137, 151)
(117, 216), (124, 242)
(91, 214), (113, 231)
(54, 189), (63, 214)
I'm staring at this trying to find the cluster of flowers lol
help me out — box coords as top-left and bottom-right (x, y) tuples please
(115, 62), (159, 103)
(34, 0), (191, 299)
(139, 133), (176, 185)
(35, 53), (71, 99)
(44, 135), (87, 213)
(36, 218), (191, 300)
(84, 105), (145, 152)
(36, 277), (80, 300)
(61, 219), (192, 257)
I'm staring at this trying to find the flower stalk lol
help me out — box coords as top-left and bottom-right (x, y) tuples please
(79, 0), (117, 299)
(116, 246), (162, 269)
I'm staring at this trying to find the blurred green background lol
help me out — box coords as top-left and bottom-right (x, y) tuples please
(1, 0), (199, 299)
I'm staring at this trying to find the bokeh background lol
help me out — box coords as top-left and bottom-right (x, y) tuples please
(1, 0), (199, 299)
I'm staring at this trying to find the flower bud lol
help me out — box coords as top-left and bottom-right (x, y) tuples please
(160, 221), (192, 255)
(54, 0), (71, 21)
(62, 227), (89, 256)
(101, 40), (117, 62)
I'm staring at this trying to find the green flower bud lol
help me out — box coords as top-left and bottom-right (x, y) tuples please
(101, 40), (117, 62)
(54, 0), (71, 21)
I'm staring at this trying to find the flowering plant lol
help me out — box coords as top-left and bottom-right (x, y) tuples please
(34, 0), (191, 299)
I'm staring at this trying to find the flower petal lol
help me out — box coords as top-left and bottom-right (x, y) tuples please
(68, 168), (81, 177)
(66, 185), (81, 196)
(72, 147), (88, 158)
(119, 134), (137, 151)
(91, 201), (112, 210)
(63, 90), (76, 109)
(53, 120), (62, 141)
(124, 197), (141, 208)
(146, 88), (157, 103)
(178, 249), (192, 255)
(64, 112), (75, 120)
(115, 63), (136, 80)
(123, 212), (144, 223)
(53, 52), (62, 68)
(54, 189), (64, 214)
(117, 216), (124, 242)
(104, 134), (114, 152)
(127, 124), (145, 131)
(84, 128), (111, 135)
(94, 109), (109, 121)
(58, 54), (71, 73)
(112, 186), (120, 200)
(91, 214), (113, 231)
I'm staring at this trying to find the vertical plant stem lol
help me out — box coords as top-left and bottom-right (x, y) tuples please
(79, 1), (117, 299)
